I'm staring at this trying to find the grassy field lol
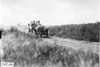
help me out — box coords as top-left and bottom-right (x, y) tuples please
(0, 26), (100, 67)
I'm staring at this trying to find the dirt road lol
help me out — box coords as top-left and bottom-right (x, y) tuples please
(43, 37), (99, 54)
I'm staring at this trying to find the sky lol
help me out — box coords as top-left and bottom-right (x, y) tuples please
(0, 0), (100, 26)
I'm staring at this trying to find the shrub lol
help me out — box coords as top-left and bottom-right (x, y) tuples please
(10, 26), (18, 32)
(49, 22), (100, 42)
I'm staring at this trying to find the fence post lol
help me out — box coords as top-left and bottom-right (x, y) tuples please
(0, 29), (2, 39)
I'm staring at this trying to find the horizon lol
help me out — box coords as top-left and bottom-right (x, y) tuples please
(0, 0), (100, 26)
(0, 21), (99, 27)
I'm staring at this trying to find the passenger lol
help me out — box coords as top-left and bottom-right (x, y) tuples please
(36, 21), (42, 27)
(31, 20), (36, 27)
(33, 20), (35, 24)
(35, 21), (45, 30)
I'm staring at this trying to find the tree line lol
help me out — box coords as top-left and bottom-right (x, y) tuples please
(49, 22), (100, 42)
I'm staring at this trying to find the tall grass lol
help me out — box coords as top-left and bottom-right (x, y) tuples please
(1, 29), (99, 67)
